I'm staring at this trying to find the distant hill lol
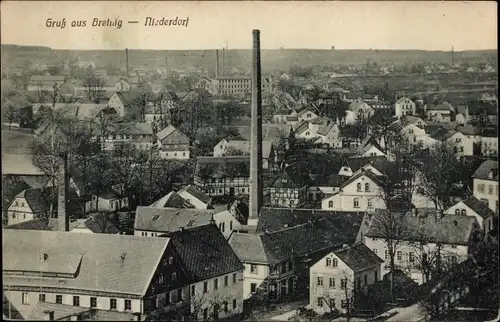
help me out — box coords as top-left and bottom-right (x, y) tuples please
(1, 44), (497, 74)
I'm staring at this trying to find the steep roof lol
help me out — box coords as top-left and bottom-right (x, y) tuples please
(79, 213), (120, 234)
(339, 169), (386, 190)
(115, 91), (141, 106)
(257, 207), (365, 242)
(2, 230), (169, 296)
(344, 155), (388, 173)
(195, 156), (250, 178)
(462, 196), (496, 219)
(269, 163), (310, 188)
(183, 185), (211, 204)
(428, 128), (457, 141)
(157, 125), (188, 142)
(230, 219), (351, 265)
(134, 206), (216, 232)
(332, 242), (384, 272)
(427, 103), (453, 111)
(12, 187), (52, 213)
(317, 123), (335, 136)
(164, 224), (244, 281)
(365, 209), (479, 246)
(473, 160), (499, 181)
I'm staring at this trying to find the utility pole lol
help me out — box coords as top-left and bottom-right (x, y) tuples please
(451, 46), (455, 67)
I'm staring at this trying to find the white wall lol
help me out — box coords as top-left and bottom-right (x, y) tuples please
(473, 178), (499, 213)
(7, 197), (36, 225)
(242, 263), (270, 300)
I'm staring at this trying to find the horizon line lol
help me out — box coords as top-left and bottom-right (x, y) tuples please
(1, 43), (497, 53)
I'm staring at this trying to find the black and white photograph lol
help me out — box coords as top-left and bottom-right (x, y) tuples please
(1, 1), (498, 321)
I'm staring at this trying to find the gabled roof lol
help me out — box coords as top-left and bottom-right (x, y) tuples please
(339, 169), (386, 190)
(311, 173), (344, 187)
(134, 206), (216, 232)
(195, 156), (250, 178)
(157, 125), (188, 142)
(164, 224), (244, 281)
(344, 155), (388, 173)
(331, 242), (383, 272)
(4, 218), (52, 230)
(183, 184), (211, 204)
(427, 103), (453, 111)
(427, 128), (458, 141)
(317, 123), (336, 136)
(461, 196), (496, 219)
(472, 160), (498, 181)
(11, 187), (52, 213)
(115, 91), (141, 106)
(78, 213), (121, 234)
(297, 109), (317, 117)
(269, 163), (310, 188)
(366, 209), (479, 246)
(230, 219), (351, 265)
(396, 97), (413, 104)
(2, 230), (170, 296)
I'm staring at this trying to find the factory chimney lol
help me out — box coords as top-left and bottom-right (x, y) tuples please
(125, 48), (130, 78)
(248, 29), (263, 227)
(165, 56), (168, 78)
(57, 153), (70, 232)
(215, 49), (219, 78)
(451, 46), (454, 67)
(222, 47), (225, 76)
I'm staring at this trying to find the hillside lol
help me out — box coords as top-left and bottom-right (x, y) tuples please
(1, 45), (497, 74)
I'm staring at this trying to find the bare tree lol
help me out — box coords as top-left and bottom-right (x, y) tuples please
(371, 210), (412, 303)
(3, 103), (18, 130)
(186, 293), (232, 321)
(84, 67), (106, 103)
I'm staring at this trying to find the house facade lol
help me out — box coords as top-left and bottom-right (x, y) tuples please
(444, 196), (496, 234)
(6, 188), (51, 226)
(395, 97), (416, 118)
(268, 163), (310, 208)
(156, 125), (190, 160)
(85, 192), (129, 213)
(472, 160), (499, 214)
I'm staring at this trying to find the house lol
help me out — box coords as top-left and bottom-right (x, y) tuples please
(395, 97), (416, 119)
(297, 109), (319, 122)
(363, 209), (481, 284)
(70, 213), (121, 234)
(213, 139), (276, 169)
(151, 185), (212, 210)
(321, 169), (386, 212)
(85, 191), (129, 213)
(194, 156), (250, 198)
(480, 129), (498, 158)
(133, 207), (216, 237)
(393, 116), (427, 148)
(267, 163), (310, 208)
(162, 224), (244, 320)
(114, 78), (132, 92)
(337, 156), (389, 178)
(27, 75), (67, 92)
(309, 243), (384, 314)
(5, 188), (53, 226)
(156, 125), (190, 160)
(426, 129), (473, 156)
(229, 219), (353, 301)
(468, 102), (498, 125)
(314, 122), (342, 148)
(107, 91), (141, 117)
(98, 122), (155, 152)
(307, 174), (345, 202)
(2, 230), (190, 321)
(444, 196), (496, 234)
(272, 109), (296, 124)
(472, 160), (499, 214)
(345, 99), (374, 125)
(426, 102), (454, 123)
(355, 137), (386, 158)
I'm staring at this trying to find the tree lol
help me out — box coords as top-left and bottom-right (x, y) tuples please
(185, 293), (232, 321)
(224, 147), (246, 156)
(83, 67), (106, 103)
(3, 103), (18, 130)
(371, 210), (412, 302)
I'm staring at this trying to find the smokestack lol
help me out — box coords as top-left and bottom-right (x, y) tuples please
(215, 49), (219, 78)
(248, 30), (263, 227)
(57, 153), (69, 232)
(451, 46), (454, 66)
(125, 48), (129, 78)
(222, 47), (225, 76)
(165, 56), (168, 78)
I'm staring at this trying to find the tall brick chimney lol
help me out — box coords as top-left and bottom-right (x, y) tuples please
(165, 56), (168, 78)
(222, 47), (225, 76)
(125, 48), (129, 78)
(215, 49), (219, 78)
(57, 153), (69, 232)
(248, 30), (263, 227)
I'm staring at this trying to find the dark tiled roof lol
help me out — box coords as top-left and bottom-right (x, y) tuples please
(311, 173), (344, 187)
(269, 163), (310, 188)
(184, 185), (211, 204)
(333, 242), (384, 272)
(13, 187), (52, 213)
(472, 160), (499, 181)
(462, 196), (496, 219)
(428, 128), (457, 141)
(82, 213), (120, 234)
(340, 169), (386, 190)
(345, 155), (388, 173)
(134, 206), (215, 232)
(366, 209), (479, 245)
(4, 218), (52, 230)
(165, 224), (244, 281)
(195, 156), (250, 178)
(257, 207), (365, 243)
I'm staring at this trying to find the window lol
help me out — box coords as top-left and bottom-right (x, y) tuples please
(365, 183), (370, 192)
(39, 294), (46, 302)
(489, 185), (494, 194)
(224, 275), (229, 287)
(455, 209), (460, 215)
(374, 270), (378, 282)
(203, 281), (208, 293)
(233, 299), (237, 309)
(317, 297), (323, 307)
(461, 209), (466, 216)
(251, 283), (257, 293)
(56, 295), (62, 304)
(451, 256), (458, 265)
(332, 258), (338, 267)
(203, 308), (208, 320)
(159, 274), (164, 284)
(177, 289), (183, 302)
(168, 256), (174, 265)
(214, 278), (219, 290)
(89, 297), (96, 308)
(372, 249), (378, 254)
(341, 300), (348, 308)
(353, 198), (360, 208)
(481, 198), (489, 205)
(230, 221), (233, 230)
(326, 258), (331, 266)
(385, 250), (389, 260)
(172, 272), (177, 280)
(224, 301), (229, 313)
(317, 277), (324, 286)
(73, 296), (80, 306)
(409, 252), (415, 263)
(288, 261), (294, 270)
(110, 298), (117, 310)
(478, 184), (485, 193)
(191, 285), (196, 296)
(340, 278), (347, 289)
(329, 278), (335, 288)
(357, 183), (362, 192)
(364, 275), (368, 286)
(250, 264), (258, 274)
(328, 201), (333, 208)
(125, 299), (132, 311)
(397, 251), (402, 261)
(233, 273), (237, 284)
(367, 199), (373, 208)
(329, 299), (336, 308)
(21, 293), (29, 305)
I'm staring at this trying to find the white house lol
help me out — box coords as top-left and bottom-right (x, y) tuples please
(321, 170), (386, 212)
(426, 129), (473, 156)
(392, 116), (427, 148)
(213, 139), (275, 169)
(472, 160), (499, 214)
(345, 100), (374, 125)
(6, 188), (52, 226)
(150, 185), (212, 210)
(363, 209), (481, 285)
(395, 97), (416, 118)
(314, 123), (342, 148)
(444, 196), (496, 234)
(156, 125), (191, 160)
(309, 243), (383, 314)
(297, 109), (319, 122)
(426, 102), (454, 123)
(85, 191), (129, 213)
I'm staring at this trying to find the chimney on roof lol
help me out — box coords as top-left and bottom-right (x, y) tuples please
(57, 152), (70, 232)
(248, 30), (263, 228)
(215, 50), (219, 78)
(43, 310), (55, 321)
(125, 49), (129, 78)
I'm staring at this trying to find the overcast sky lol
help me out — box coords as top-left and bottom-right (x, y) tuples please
(1, 1), (497, 51)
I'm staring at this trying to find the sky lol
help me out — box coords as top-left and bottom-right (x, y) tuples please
(0, 1), (497, 51)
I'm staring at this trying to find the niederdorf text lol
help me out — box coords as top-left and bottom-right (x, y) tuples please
(45, 18), (123, 29)
(144, 16), (189, 27)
